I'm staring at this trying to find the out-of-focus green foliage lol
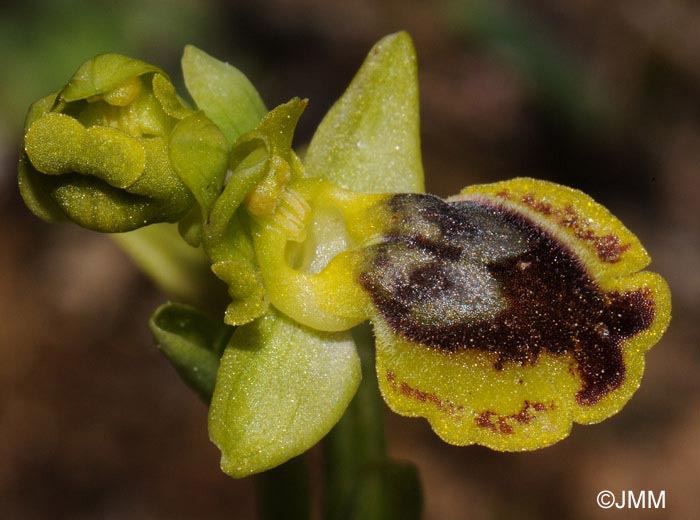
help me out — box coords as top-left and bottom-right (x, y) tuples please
(0, 0), (213, 132)
(444, 0), (613, 133)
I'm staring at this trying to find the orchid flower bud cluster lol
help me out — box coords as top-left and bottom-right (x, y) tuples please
(19, 33), (670, 478)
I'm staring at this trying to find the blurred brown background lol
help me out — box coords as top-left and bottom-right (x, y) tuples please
(1, 1), (698, 518)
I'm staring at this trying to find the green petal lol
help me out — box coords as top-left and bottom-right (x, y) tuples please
(305, 31), (424, 194)
(206, 98), (307, 248)
(150, 303), (234, 402)
(209, 307), (361, 478)
(182, 45), (267, 146)
(204, 157), (269, 325)
(203, 100), (308, 325)
(152, 73), (193, 120)
(212, 255), (268, 326)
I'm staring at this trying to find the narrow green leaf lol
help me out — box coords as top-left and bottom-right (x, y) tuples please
(305, 32), (424, 194)
(209, 307), (361, 478)
(150, 302), (234, 401)
(182, 45), (267, 146)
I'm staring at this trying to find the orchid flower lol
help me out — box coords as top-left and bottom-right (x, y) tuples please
(19, 32), (670, 480)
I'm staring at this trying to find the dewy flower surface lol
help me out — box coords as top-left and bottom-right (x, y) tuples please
(362, 179), (670, 450)
(243, 33), (670, 459)
(18, 31), (671, 477)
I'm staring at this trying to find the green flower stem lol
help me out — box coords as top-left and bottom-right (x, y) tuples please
(112, 223), (228, 312)
(257, 455), (311, 520)
(324, 323), (387, 520)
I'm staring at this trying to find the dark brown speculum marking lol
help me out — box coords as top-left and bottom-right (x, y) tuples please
(386, 370), (465, 416)
(475, 401), (551, 434)
(360, 194), (655, 405)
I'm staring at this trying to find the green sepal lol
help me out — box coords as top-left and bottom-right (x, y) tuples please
(182, 45), (267, 146)
(170, 112), (229, 213)
(60, 53), (164, 102)
(17, 155), (66, 223)
(209, 307), (361, 478)
(24, 92), (58, 130)
(169, 111), (229, 245)
(149, 302), (234, 402)
(305, 31), (424, 194)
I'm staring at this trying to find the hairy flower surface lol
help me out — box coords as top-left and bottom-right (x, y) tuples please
(19, 32), (671, 478)
(363, 180), (670, 450)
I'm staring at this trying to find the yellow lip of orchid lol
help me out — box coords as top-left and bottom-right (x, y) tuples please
(250, 174), (671, 451)
(364, 178), (670, 450)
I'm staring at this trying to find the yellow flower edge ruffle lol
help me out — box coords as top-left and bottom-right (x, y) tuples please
(371, 178), (671, 451)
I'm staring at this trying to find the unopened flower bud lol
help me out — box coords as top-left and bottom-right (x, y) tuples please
(19, 54), (199, 232)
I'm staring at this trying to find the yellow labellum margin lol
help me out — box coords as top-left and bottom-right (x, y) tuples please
(368, 178), (671, 450)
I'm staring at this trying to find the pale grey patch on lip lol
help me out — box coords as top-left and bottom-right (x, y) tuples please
(362, 194), (530, 328)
